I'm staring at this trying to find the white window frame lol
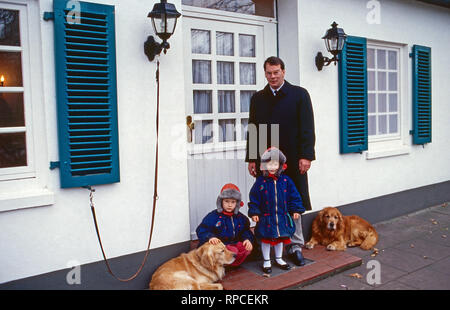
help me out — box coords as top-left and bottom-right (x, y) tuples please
(365, 40), (411, 160)
(0, 0), (53, 212)
(0, 2), (34, 180)
(182, 5), (276, 155)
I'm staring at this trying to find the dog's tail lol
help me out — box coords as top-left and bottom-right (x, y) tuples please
(360, 228), (379, 250)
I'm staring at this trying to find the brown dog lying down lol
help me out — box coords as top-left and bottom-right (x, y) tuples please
(149, 241), (236, 290)
(305, 207), (378, 251)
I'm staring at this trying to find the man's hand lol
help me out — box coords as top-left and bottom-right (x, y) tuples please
(299, 159), (311, 175)
(248, 162), (257, 177)
(292, 213), (300, 220)
(251, 215), (259, 223)
(243, 240), (253, 251)
(209, 237), (221, 245)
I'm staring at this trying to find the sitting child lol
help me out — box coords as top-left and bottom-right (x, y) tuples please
(196, 183), (254, 267)
(248, 147), (305, 273)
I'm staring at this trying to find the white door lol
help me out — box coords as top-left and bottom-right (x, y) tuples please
(182, 6), (277, 239)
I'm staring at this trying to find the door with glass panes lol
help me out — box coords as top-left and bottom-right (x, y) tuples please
(182, 6), (277, 239)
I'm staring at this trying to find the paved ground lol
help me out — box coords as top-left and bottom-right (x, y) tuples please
(289, 202), (450, 290)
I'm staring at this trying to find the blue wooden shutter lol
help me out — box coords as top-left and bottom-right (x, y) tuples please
(338, 36), (368, 154)
(411, 45), (432, 145)
(53, 0), (120, 188)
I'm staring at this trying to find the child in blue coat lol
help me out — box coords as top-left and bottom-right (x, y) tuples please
(248, 147), (305, 273)
(196, 183), (255, 267)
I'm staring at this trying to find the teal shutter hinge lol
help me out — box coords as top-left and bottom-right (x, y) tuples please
(43, 12), (55, 21)
(50, 161), (60, 170)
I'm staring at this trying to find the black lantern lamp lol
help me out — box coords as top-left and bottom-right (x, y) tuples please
(144, 0), (181, 62)
(315, 22), (347, 71)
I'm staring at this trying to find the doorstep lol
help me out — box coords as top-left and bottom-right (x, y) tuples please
(220, 245), (362, 290)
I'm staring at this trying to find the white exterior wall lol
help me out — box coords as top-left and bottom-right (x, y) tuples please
(0, 0), (190, 283)
(284, 0), (450, 209)
(1, 0), (449, 284)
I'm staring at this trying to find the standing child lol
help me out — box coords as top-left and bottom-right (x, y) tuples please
(196, 183), (254, 267)
(248, 147), (305, 273)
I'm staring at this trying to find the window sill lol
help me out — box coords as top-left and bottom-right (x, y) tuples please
(0, 188), (55, 213)
(365, 145), (410, 160)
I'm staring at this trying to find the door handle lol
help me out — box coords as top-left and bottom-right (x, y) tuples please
(186, 115), (195, 143)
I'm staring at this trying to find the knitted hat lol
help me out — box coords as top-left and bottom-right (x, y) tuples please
(216, 183), (244, 214)
(260, 147), (288, 177)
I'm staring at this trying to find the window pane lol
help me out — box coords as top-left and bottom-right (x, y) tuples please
(191, 29), (211, 54)
(378, 93), (386, 113)
(217, 61), (234, 84)
(367, 48), (375, 69)
(388, 50), (397, 70)
(182, 0), (275, 18)
(219, 119), (236, 142)
(368, 71), (375, 91)
(368, 93), (376, 113)
(377, 49), (386, 69)
(368, 115), (376, 136)
(192, 60), (211, 84)
(377, 71), (386, 91)
(218, 90), (235, 113)
(389, 94), (398, 112)
(195, 120), (213, 144)
(388, 72), (397, 91)
(0, 92), (24, 127)
(0, 9), (20, 46)
(378, 115), (387, 134)
(240, 90), (254, 112)
(240, 62), (256, 85)
(0, 51), (23, 86)
(239, 34), (255, 57)
(241, 118), (248, 141)
(193, 90), (212, 113)
(0, 132), (27, 168)
(389, 115), (398, 134)
(216, 32), (233, 56)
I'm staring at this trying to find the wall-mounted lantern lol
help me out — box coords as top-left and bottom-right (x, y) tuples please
(315, 22), (347, 71)
(144, 0), (181, 62)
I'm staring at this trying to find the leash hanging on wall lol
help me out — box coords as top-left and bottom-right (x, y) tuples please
(84, 60), (161, 282)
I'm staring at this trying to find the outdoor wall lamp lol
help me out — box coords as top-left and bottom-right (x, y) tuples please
(315, 22), (347, 71)
(144, 0), (181, 62)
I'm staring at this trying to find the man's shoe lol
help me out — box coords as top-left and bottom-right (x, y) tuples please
(290, 250), (306, 266)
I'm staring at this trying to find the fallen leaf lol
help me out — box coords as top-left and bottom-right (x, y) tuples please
(423, 256), (428, 259)
(348, 273), (363, 279)
(340, 284), (348, 290)
(262, 273), (271, 278)
(430, 219), (438, 225)
(442, 235), (447, 238)
(371, 248), (380, 257)
(410, 244), (415, 248)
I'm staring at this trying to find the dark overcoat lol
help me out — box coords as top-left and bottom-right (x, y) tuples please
(245, 81), (316, 210)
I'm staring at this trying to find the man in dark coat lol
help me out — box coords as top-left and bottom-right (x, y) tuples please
(245, 56), (316, 266)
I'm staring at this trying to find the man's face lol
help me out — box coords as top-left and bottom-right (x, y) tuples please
(264, 64), (285, 89)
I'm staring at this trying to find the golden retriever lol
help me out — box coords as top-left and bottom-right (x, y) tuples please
(149, 241), (236, 290)
(305, 207), (378, 251)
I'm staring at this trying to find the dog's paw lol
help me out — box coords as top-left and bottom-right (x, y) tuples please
(326, 244), (336, 251)
(305, 242), (315, 249)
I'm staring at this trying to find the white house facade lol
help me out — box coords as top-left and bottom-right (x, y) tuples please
(0, 0), (448, 289)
